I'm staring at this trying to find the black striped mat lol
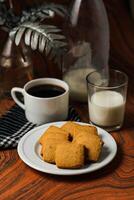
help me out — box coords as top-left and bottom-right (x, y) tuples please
(0, 105), (80, 149)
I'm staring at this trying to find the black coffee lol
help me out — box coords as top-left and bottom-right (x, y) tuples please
(27, 84), (65, 98)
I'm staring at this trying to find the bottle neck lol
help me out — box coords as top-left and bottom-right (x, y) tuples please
(71, 0), (82, 26)
(1, 37), (13, 57)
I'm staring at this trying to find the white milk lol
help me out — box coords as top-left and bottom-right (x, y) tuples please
(89, 91), (125, 127)
(63, 68), (96, 101)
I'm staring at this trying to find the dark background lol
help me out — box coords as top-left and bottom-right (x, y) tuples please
(0, 0), (134, 80)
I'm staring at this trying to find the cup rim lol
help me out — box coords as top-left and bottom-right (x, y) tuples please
(24, 78), (69, 100)
(86, 69), (128, 89)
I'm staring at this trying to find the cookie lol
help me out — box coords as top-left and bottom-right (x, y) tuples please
(61, 121), (98, 138)
(74, 132), (103, 161)
(55, 142), (84, 169)
(39, 125), (69, 145)
(41, 139), (67, 164)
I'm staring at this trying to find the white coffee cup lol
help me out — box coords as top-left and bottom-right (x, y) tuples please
(11, 78), (69, 125)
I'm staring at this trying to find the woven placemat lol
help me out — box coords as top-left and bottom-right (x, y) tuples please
(0, 104), (80, 149)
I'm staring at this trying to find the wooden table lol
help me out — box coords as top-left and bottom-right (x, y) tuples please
(0, 0), (134, 199)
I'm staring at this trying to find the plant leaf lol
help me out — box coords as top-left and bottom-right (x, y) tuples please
(42, 3), (68, 17)
(45, 41), (51, 55)
(24, 29), (32, 46)
(49, 33), (66, 40)
(54, 41), (67, 48)
(9, 27), (18, 40)
(31, 31), (39, 50)
(15, 27), (26, 46)
(38, 35), (46, 53)
(10, 22), (67, 65)
(20, 3), (68, 24)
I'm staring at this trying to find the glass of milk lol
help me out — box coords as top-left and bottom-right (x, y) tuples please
(86, 69), (128, 131)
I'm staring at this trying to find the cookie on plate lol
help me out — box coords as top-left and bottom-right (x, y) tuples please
(61, 121), (98, 138)
(55, 142), (84, 169)
(74, 132), (103, 161)
(41, 139), (67, 164)
(39, 125), (69, 145)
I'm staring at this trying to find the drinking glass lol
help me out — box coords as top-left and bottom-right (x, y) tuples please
(86, 69), (128, 131)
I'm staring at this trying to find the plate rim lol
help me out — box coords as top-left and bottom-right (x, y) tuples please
(17, 121), (117, 176)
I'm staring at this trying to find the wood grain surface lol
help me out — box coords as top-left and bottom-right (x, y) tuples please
(0, 0), (134, 200)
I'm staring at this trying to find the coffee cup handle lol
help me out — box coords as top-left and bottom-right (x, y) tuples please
(11, 87), (25, 110)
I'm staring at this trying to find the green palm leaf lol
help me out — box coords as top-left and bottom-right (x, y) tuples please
(10, 22), (67, 65)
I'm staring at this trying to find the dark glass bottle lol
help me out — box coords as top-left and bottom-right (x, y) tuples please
(0, 37), (33, 99)
(62, 0), (109, 102)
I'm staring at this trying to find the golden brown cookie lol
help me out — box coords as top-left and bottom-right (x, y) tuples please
(61, 121), (98, 138)
(61, 122), (76, 137)
(80, 125), (98, 135)
(39, 125), (69, 145)
(55, 143), (84, 169)
(41, 139), (67, 164)
(74, 132), (103, 161)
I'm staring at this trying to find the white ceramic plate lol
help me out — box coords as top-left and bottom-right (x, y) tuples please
(17, 121), (117, 176)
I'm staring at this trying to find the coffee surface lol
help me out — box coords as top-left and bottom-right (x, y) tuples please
(27, 84), (65, 98)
